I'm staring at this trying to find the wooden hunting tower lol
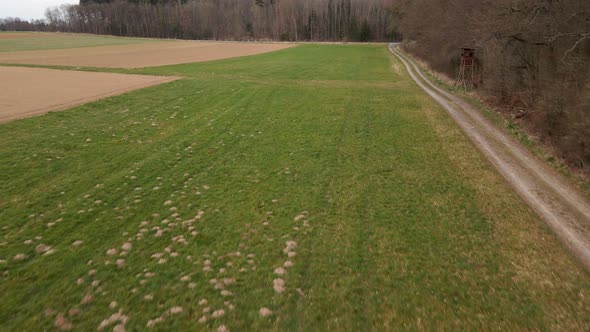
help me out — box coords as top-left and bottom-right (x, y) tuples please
(456, 47), (476, 88)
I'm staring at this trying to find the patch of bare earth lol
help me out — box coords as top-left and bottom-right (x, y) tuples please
(0, 33), (39, 39)
(0, 41), (294, 68)
(0, 66), (178, 123)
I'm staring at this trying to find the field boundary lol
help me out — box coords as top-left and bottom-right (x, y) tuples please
(0, 41), (295, 69)
(389, 44), (590, 272)
(401, 49), (590, 199)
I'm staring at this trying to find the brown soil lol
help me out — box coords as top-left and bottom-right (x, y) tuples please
(0, 33), (39, 39)
(0, 66), (178, 123)
(0, 41), (294, 68)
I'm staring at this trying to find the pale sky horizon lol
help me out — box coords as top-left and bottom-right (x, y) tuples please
(1, 0), (78, 21)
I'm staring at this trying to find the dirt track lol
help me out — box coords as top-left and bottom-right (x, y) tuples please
(0, 67), (177, 123)
(389, 44), (590, 271)
(0, 41), (293, 68)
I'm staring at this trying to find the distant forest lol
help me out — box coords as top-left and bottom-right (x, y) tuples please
(1, 0), (589, 174)
(38, 0), (399, 42)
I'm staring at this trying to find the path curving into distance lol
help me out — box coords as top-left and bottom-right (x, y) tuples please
(389, 44), (590, 272)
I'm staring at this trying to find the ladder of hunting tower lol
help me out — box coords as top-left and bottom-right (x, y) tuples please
(456, 48), (475, 88)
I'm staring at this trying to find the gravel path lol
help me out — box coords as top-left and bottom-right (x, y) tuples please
(389, 44), (590, 271)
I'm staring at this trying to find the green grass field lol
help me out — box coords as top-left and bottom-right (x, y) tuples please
(0, 32), (155, 52)
(1, 43), (590, 331)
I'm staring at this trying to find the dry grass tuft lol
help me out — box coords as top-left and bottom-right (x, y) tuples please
(283, 241), (297, 254)
(273, 279), (286, 293)
(54, 313), (73, 331)
(223, 277), (236, 285)
(169, 306), (183, 315)
(146, 316), (163, 328)
(97, 311), (128, 331)
(35, 243), (51, 254)
(68, 308), (80, 317)
(211, 309), (225, 318)
(113, 324), (126, 332)
(80, 294), (94, 305)
(259, 307), (273, 317)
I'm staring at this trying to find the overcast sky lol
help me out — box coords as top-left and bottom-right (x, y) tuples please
(1, 0), (78, 21)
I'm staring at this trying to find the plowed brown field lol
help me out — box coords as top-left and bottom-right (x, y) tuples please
(0, 66), (178, 123)
(0, 41), (293, 68)
(0, 33), (39, 39)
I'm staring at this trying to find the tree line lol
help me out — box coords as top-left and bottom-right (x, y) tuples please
(40, 0), (398, 42)
(0, 18), (51, 32)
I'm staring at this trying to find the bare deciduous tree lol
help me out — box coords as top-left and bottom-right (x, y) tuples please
(34, 0), (398, 42)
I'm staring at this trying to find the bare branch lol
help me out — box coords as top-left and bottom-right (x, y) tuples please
(562, 34), (590, 63)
